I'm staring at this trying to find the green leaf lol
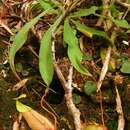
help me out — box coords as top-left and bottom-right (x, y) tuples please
(73, 21), (111, 41)
(69, 6), (99, 18)
(110, 5), (120, 18)
(63, 19), (91, 76)
(15, 94), (30, 112)
(37, 0), (52, 10)
(83, 53), (93, 61)
(39, 28), (54, 86)
(112, 18), (130, 29)
(9, 9), (51, 79)
(16, 100), (30, 112)
(120, 60), (130, 74)
(15, 62), (23, 73)
(39, 14), (66, 86)
(84, 81), (96, 95)
(72, 93), (81, 104)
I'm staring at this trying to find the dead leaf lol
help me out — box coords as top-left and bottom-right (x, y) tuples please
(12, 78), (29, 91)
(21, 108), (54, 130)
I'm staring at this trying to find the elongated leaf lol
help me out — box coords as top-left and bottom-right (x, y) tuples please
(37, 0), (52, 10)
(73, 21), (111, 41)
(69, 6), (99, 18)
(112, 18), (130, 29)
(63, 19), (91, 76)
(39, 14), (65, 86)
(39, 28), (54, 86)
(9, 9), (51, 79)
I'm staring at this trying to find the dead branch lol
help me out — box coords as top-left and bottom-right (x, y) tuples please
(66, 66), (81, 130)
(116, 0), (130, 8)
(97, 46), (112, 92)
(52, 41), (81, 130)
(115, 86), (125, 130)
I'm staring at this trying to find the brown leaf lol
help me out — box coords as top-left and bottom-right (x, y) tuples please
(12, 78), (29, 91)
(21, 108), (54, 130)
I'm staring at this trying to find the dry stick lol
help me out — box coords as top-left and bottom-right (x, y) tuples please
(96, 0), (112, 126)
(115, 86), (125, 130)
(116, 0), (130, 8)
(99, 90), (105, 126)
(122, 6), (130, 19)
(96, 46), (111, 126)
(96, 0), (110, 27)
(66, 66), (81, 130)
(52, 41), (81, 130)
(0, 23), (15, 35)
(97, 46), (111, 92)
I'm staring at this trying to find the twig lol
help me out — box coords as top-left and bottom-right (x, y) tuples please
(115, 85), (125, 130)
(0, 23), (14, 35)
(40, 89), (57, 130)
(99, 90), (105, 126)
(122, 6), (130, 19)
(52, 40), (81, 130)
(97, 46), (112, 92)
(116, 0), (130, 8)
(66, 66), (81, 130)
(96, 0), (110, 27)
(28, 45), (39, 58)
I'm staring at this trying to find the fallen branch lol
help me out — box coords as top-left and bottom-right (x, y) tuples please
(52, 41), (81, 130)
(115, 86), (125, 130)
(66, 66), (81, 130)
(97, 46), (112, 92)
